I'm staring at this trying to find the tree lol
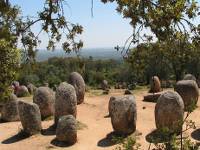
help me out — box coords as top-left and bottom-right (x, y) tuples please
(102, 0), (199, 81)
(0, 0), (83, 102)
(0, 40), (20, 102)
(101, 0), (199, 48)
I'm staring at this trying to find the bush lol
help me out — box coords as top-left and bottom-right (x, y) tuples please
(0, 39), (20, 102)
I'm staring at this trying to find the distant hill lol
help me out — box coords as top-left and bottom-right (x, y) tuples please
(36, 48), (123, 61)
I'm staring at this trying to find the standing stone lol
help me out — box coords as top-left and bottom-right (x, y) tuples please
(56, 115), (77, 144)
(109, 95), (137, 135)
(68, 72), (85, 104)
(175, 80), (199, 111)
(12, 81), (20, 88)
(33, 87), (55, 119)
(149, 76), (161, 93)
(55, 82), (77, 126)
(155, 91), (184, 133)
(183, 74), (196, 81)
(1, 94), (19, 122)
(18, 100), (42, 135)
(108, 97), (115, 116)
(16, 86), (29, 97)
(101, 80), (109, 90)
(27, 83), (37, 95)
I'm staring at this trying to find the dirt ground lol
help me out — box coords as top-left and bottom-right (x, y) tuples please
(1, 88), (200, 150)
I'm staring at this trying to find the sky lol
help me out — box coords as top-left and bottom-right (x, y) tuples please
(10, 0), (200, 49)
(10, 0), (133, 49)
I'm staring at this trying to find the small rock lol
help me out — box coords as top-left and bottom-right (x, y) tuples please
(124, 89), (132, 95)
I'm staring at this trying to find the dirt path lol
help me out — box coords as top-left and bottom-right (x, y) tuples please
(1, 89), (200, 150)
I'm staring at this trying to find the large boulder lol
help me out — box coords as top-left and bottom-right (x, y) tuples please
(33, 87), (55, 119)
(18, 100), (42, 135)
(155, 91), (184, 133)
(16, 86), (29, 97)
(56, 115), (77, 144)
(101, 80), (109, 90)
(27, 83), (37, 95)
(68, 72), (85, 104)
(109, 95), (137, 135)
(183, 74), (196, 81)
(175, 80), (199, 111)
(1, 94), (19, 122)
(149, 76), (161, 93)
(55, 82), (77, 126)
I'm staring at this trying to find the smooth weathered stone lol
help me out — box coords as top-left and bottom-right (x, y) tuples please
(16, 86), (29, 97)
(1, 94), (19, 122)
(33, 87), (55, 119)
(183, 74), (196, 81)
(155, 91), (184, 133)
(56, 115), (77, 144)
(109, 95), (137, 135)
(27, 83), (37, 95)
(55, 82), (77, 126)
(143, 92), (164, 102)
(175, 80), (199, 111)
(68, 72), (85, 104)
(101, 80), (109, 90)
(149, 76), (161, 93)
(18, 100), (42, 135)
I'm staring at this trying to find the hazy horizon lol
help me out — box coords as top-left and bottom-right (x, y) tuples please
(36, 47), (123, 61)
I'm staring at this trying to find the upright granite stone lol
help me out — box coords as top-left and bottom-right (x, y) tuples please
(183, 74), (196, 81)
(33, 87), (55, 119)
(149, 76), (161, 93)
(109, 95), (137, 135)
(55, 82), (77, 126)
(68, 72), (85, 104)
(18, 100), (42, 135)
(56, 115), (77, 144)
(175, 80), (199, 111)
(1, 94), (19, 122)
(27, 83), (37, 95)
(155, 91), (184, 133)
(101, 80), (109, 90)
(16, 85), (29, 97)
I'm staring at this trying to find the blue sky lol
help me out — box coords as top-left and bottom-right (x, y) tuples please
(10, 0), (200, 49)
(11, 0), (133, 49)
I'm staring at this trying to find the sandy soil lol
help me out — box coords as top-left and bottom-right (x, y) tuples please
(1, 88), (200, 150)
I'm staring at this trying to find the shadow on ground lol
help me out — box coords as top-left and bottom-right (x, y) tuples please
(191, 129), (200, 141)
(0, 119), (8, 124)
(41, 124), (56, 136)
(97, 132), (122, 147)
(146, 129), (172, 143)
(104, 114), (110, 118)
(50, 138), (74, 147)
(2, 131), (30, 144)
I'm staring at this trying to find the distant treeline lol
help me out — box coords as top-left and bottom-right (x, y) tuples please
(17, 57), (135, 88)
(18, 49), (200, 89)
